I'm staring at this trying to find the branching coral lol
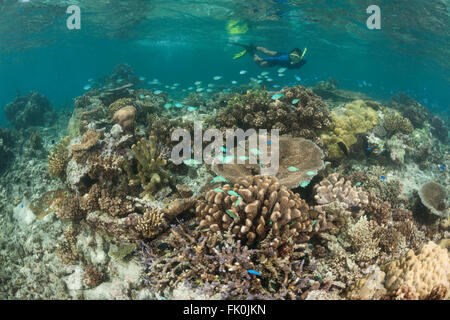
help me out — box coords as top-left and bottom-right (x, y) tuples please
(146, 114), (194, 148)
(383, 111), (414, 135)
(347, 216), (380, 263)
(314, 173), (369, 209)
(196, 176), (320, 246)
(134, 208), (165, 239)
(320, 99), (379, 159)
(48, 136), (71, 180)
(206, 86), (331, 145)
(123, 136), (171, 200)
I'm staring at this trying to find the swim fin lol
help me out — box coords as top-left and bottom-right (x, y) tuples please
(233, 49), (247, 60)
(301, 47), (308, 60)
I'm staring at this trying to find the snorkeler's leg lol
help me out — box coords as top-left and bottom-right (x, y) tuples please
(253, 54), (270, 67)
(256, 46), (278, 57)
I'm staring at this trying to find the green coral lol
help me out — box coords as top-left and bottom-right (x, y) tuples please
(320, 99), (379, 159)
(123, 136), (171, 200)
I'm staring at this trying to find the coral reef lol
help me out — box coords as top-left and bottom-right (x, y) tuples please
(320, 99), (379, 159)
(418, 182), (449, 217)
(212, 135), (325, 189)
(196, 176), (323, 246)
(0, 128), (14, 174)
(48, 136), (71, 180)
(122, 136), (172, 200)
(206, 86), (331, 145)
(314, 173), (369, 209)
(3, 91), (56, 129)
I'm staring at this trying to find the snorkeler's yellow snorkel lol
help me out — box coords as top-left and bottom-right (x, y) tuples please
(290, 48), (307, 64)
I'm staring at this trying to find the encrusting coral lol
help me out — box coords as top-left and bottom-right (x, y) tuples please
(123, 136), (171, 200)
(196, 176), (323, 246)
(70, 129), (101, 161)
(48, 136), (71, 180)
(212, 135), (325, 189)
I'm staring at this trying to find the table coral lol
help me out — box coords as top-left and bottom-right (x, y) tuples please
(212, 135), (325, 189)
(196, 176), (320, 246)
(418, 181), (449, 217)
(320, 99), (379, 159)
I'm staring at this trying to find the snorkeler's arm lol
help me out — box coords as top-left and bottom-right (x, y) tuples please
(256, 46), (279, 56)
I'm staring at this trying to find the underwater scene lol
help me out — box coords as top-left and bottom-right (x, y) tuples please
(0, 0), (449, 301)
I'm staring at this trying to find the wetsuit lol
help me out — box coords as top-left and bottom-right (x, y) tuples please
(263, 53), (306, 69)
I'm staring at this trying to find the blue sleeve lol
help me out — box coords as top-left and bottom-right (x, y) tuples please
(263, 54), (290, 63)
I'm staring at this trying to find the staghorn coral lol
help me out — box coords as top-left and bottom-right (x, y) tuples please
(418, 182), (449, 217)
(212, 135), (325, 189)
(314, 173), (369, 210)
(134, 208), (165, 239)
(382, 241), (449, 299)
(56, 195), (86, 220)
(123, 136), (171, 200)
(196, 176), (320, 246)
(320, 99), (379, 159)
(48, 136), (71, 180)
(383, 111), (414, 135)
(83, 264), (105, 288)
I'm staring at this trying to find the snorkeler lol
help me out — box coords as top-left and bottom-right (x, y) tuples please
(230, 42), (307, 70)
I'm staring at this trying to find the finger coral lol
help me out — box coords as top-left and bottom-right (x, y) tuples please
(196, 176), (320, 246)
(314, 173), (369, 209)
(48, 136), (71, 180)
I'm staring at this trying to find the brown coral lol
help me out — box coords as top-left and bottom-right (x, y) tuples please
(107, 98), (134, 117)
(212, 135), (324, 189)
(196, 176), (320, 246)
(48, 136), (71, 180)
(135, 208), (165, 239)
(383, 112), (414, 135)
(382, 241), (449, 299)
(418, 181), (449, 217)
(70, 129), (101, 161)
(112, 106), (136, 131)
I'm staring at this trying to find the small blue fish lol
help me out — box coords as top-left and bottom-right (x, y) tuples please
(271, 93), (284, 100)
(248, 270), (262, 276)
(83, 84), (91, 91)
(366, 147), (372, 151)
(380, 176), (386, 180)
(439, 165), (446, 171)
(187, 106), (198, 112)
(267, 140), (271, 145)
(153, 90), (163, 95)
(139, 94), (145, 99)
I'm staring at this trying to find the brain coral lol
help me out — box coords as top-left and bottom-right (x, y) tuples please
(320, 99), (379, 159)
(212, 135), (325, 189)
(196, 176), (322, 246)
(382, 241), (449, 299)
